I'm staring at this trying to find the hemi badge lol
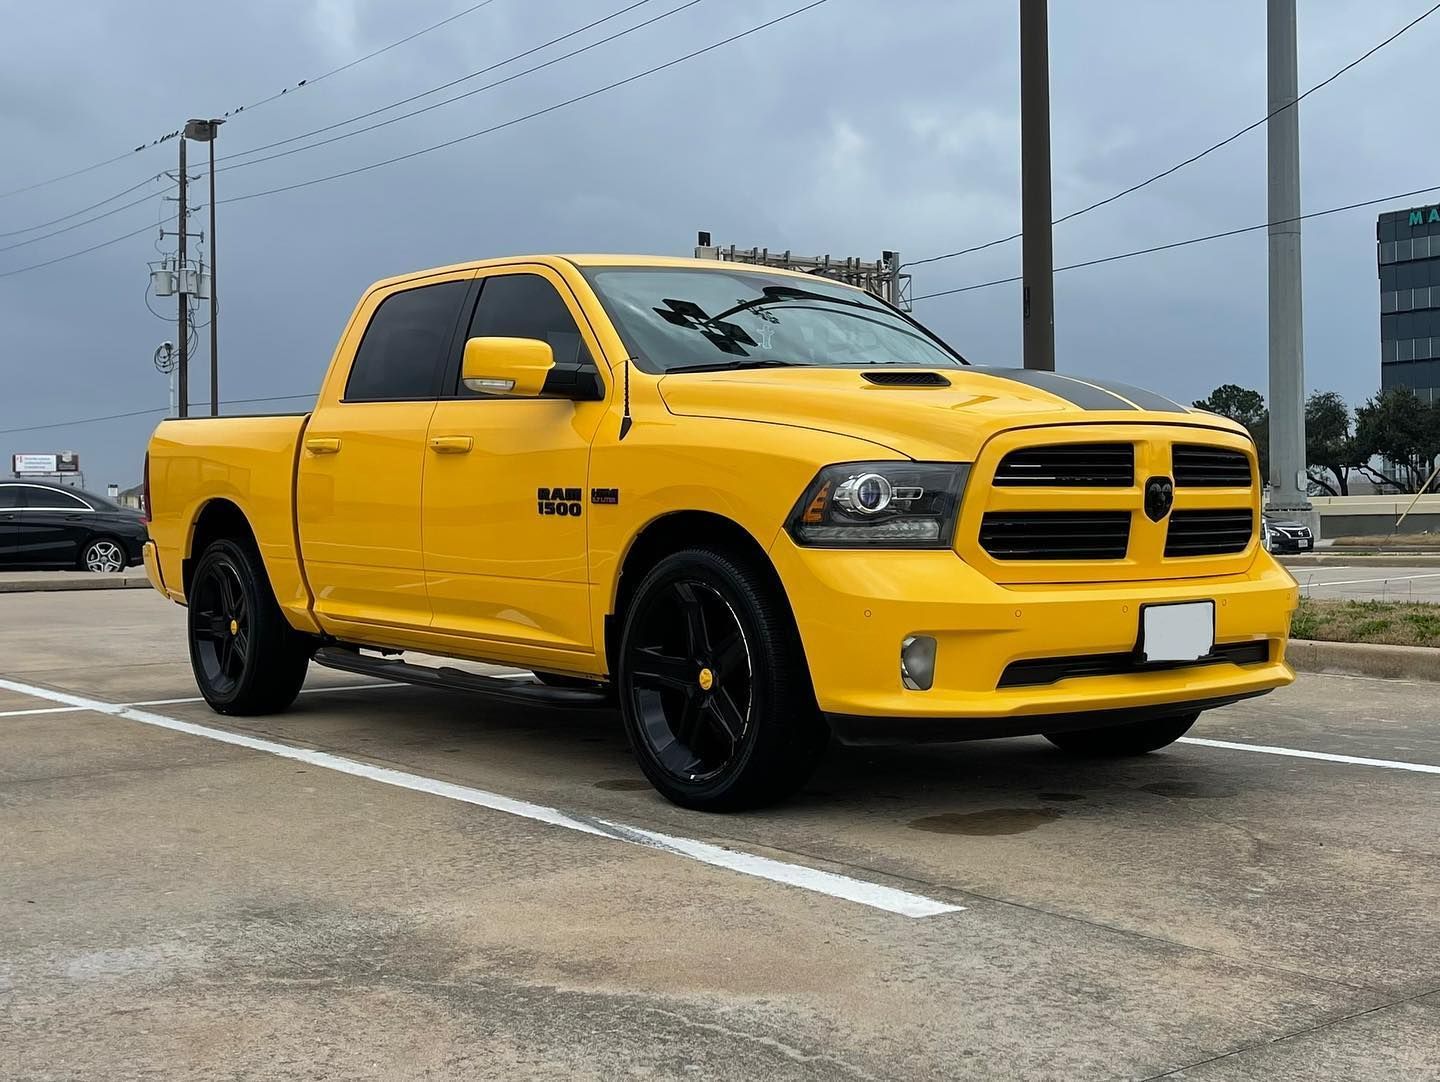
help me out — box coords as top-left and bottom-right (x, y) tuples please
(591, 488), (620, 505)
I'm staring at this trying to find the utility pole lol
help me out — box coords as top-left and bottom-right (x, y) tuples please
(1266, 0), (1314, 523)
(184, 118), (224, 416)
(1020, 0), (1056, 371)
(176, 136), (189, 419)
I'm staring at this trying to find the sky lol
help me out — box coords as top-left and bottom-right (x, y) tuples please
(1, 0), (1437, 490)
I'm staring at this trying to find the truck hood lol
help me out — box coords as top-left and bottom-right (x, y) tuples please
(657, 366), (1243, 460)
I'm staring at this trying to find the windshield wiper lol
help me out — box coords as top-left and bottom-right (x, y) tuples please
(672, 359), (805, 374)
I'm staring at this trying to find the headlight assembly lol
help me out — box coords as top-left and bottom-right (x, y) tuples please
(787, 462), (969, 548)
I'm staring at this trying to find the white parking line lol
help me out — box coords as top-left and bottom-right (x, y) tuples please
(0, 676), (962, 920)
(1299, 572), (1440, 588)
(0, 681), (401, 718)
(1179, 737), (1440, 775)
(0, 704), (94, 719)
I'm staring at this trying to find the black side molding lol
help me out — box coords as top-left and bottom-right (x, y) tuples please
(312, 646), (610, 708)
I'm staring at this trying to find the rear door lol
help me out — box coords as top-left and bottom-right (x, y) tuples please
(0, 485), (20, 563)
(297, 272), (473, 632)
(422, 266), (609, 653)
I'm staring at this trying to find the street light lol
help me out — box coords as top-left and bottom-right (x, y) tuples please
(184, 118), (224, 416)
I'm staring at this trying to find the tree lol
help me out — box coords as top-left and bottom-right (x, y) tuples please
(1353, 389), (1440, 492)
(1304, 391), (1358, 496)
(1194, 384), (1268, 481)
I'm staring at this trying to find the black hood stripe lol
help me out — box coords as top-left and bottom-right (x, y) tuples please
(971, 367), (1189, 413)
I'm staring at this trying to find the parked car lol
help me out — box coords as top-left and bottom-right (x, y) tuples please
(144, 253), (1298, 810)
(1263, 514), (1314, 553)
(0, 480), (148, 572)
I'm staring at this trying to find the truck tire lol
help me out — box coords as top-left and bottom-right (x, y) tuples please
(617, 547), (828, 811)
(1044, 711), (1200, 756)
(187, 538), (311, 716)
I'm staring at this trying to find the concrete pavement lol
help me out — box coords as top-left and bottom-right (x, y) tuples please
(2, 590), (1439, 1080)
(1287, 561), (1440, 602)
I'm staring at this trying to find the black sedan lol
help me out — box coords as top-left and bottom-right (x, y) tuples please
(0, 481), (148, 572)
(1263, 513), (1314, 553)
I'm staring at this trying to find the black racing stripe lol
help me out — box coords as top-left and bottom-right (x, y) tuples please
(971, 367), (1137, 410)
(1081, 377), (1189, 413)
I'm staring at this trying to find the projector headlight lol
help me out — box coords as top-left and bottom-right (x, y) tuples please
(787, 462), (969, 549)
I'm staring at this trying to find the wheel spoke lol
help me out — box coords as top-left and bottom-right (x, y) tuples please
(232, 628), (250, 666)
(713, 631), (747, 682)
(673, 582), (713, 656)
(704, 689), (747, 746)
(217, 570), (239, 614)
(673, 691), (705, 748)
(631, 647), (695, 691)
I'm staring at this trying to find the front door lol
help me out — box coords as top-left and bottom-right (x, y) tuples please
(11, 485), (90, 567)
(297, 273), (473, 632)
(0, 485), (21, 564)
(422, 266), (609, 657)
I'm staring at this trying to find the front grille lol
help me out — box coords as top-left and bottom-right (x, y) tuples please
(1165, 509), (1254, 557)
(980, 512), (1130, 560)
(1173, 444), (1252, 487)
(998, 640), (1271, 688)
(993, 443), (1134, 487)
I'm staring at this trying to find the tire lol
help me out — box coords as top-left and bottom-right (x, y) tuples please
(1044, 710), (1200, 756)
(617, 547), (828, 811)
(80, 537), (127, 573)
(187, 538), (311, 715)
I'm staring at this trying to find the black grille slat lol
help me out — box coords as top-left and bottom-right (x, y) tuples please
(998, 640), (1270, 688)
(1165, 510), (1255, 557)
(861, 370), (952, 386)
(1173, 444), (1253, 487)
(993, 443), (1134, 487)
(980, 512), (1130, 560)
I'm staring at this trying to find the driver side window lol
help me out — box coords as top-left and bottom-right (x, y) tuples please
(455, 273), (598, 398)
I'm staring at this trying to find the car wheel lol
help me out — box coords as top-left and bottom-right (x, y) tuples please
(187, 538), (312, 715)
(618, 547), (828, 811)
(1044, 711), (1200, 756)
(80, 537), (127, 573)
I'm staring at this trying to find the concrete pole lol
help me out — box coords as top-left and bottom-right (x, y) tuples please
(1266, 0), (1312, 516)
(1020, 0), (1056, 370)
(176, 135), (189, 420)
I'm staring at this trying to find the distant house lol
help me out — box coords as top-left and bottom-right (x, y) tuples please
(118, 483), (146, 513)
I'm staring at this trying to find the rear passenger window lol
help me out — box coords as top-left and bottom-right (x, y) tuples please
(0, 486), (20, 509)
(345, 280), (469, 402)
(458, 274), (595, 397)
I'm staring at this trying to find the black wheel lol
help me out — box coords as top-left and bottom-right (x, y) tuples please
(187, 538), (311, 715)
(618, 547), (828, 811)
(79, 537), (127, 573)
(1044, 711), (1200, 756)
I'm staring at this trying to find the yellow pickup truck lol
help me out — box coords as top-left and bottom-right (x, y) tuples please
(144, 253), (1297, 809)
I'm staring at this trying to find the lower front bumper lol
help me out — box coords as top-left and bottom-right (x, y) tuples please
(827, 690), (1266, 746)
(769, 538), (1298, 725)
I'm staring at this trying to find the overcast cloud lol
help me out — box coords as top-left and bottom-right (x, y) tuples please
(1, 0), (1435, 488)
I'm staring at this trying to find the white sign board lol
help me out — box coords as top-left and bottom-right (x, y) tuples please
(13, 453), (58, 474)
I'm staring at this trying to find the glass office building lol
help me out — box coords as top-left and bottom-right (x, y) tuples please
(1378, 204), (1440, 403)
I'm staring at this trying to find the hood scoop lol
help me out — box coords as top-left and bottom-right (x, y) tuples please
(861, 370), (952, 387)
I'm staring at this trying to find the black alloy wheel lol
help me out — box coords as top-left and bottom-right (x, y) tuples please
(186, 538), (311, 715)
(618, 547), (828, 811)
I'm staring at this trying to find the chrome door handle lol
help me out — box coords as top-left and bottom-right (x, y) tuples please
(305, 436), (342, 455)
(428, 436), (473, 454)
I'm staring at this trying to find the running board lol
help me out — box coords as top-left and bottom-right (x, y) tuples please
(312, 646), (609, 708)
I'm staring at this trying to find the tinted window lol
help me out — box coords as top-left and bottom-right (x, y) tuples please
(456, 274), (595, 397)
(24, 487), (86, 509)
(346, 280), (469, 401)
(0, 486), (20, 509)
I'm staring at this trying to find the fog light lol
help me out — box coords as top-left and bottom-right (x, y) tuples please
(901, 635), (937, 691)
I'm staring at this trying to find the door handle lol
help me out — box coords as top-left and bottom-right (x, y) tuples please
(428, 436), (473, 454)
(305, 436), (342, 455)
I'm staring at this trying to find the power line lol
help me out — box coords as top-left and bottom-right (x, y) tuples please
(908, 0), (1440, 268)
(217, 0), (704, 177)
(0, 1), (832, 278)
(911, 181), (1440, 302)
(217, 0), (658, 166)
(219, 0), (831, 205)
(0, 394), (316, 436)
(0, 185), (163, 253)
(0, 0), (505, 203)
(0, 173), (163, 238)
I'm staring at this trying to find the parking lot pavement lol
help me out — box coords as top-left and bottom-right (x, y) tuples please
(1289, 562), (1440, 602)
(3, 591), (1439, 1080)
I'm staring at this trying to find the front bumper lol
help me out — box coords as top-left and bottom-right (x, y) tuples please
(768, 537), (1297, 732)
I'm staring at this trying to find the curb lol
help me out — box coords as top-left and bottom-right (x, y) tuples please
(1288, 639), (1440, 682)
(0, 576), (151, 595)
(1281, 554), (1440, 567)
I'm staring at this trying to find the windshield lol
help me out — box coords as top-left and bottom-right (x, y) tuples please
(582, 266), (966, 373)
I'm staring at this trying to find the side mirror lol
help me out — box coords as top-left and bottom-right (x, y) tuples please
(462, 337), (555, 397)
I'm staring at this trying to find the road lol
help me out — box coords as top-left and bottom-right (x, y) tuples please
(3, 590), (1439, 1080)
(1288, 561), (1440, 602)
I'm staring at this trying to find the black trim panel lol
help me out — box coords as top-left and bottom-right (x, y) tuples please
(998, 640), (1270, 689)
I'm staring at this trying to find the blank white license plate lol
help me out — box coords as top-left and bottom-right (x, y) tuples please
(1140, 601), (1215, 663)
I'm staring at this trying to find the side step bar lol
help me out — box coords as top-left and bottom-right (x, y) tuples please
(312, 646), (610, 709)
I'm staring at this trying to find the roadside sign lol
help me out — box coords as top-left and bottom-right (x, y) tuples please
(12, 452), (79, 474)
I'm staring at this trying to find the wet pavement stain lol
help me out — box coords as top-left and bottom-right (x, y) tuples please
(908, 808), (1064, 835)
(1037, 792), (1086, 803)
(1138, 781), (1237, 800)
(592, 779), (652, 792)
